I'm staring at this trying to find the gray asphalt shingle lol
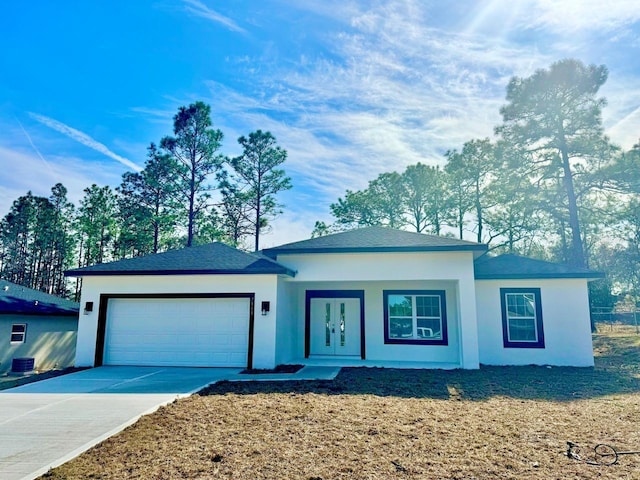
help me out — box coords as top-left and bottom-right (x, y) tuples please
(263, 226), (487, 256)
(474, 254), (604, 279)
(0, 280), (79, 315)
(64, 242), (295, 277)
(63, 230), (599, 281)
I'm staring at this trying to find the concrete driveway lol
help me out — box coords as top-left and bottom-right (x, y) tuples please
(0, 366), (241, 480)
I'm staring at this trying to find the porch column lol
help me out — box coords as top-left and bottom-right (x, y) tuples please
(458, 276), (480, 369)
(251, 282), (279, 369)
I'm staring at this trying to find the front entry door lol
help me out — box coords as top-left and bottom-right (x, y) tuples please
(310, 298), (360, 356)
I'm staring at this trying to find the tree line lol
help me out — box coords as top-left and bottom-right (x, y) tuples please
(313, 59), (640, 308)
(3, 59), (639, 308)
(0, 101), (291, 298)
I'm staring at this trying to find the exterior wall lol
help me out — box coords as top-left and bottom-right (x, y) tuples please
(0, 315), (77, 374)
(475, 279), (594, 367)
(291, 280), (462, 366)
(75, 274), (279, 369)
(278, 251), (480, 368)
(275, 277), (298, 365)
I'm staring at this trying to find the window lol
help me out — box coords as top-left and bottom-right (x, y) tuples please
(383, 290), (448, 345)
(10, 324), (26, 344)
(500, 288), (545, 348)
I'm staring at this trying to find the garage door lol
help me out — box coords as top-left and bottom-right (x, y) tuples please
(103, 297), (251, 367)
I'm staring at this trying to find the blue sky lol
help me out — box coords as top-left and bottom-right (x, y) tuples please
(1, 0), (639, 247)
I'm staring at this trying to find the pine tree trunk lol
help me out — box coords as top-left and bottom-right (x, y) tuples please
(559, 144), (586, 268)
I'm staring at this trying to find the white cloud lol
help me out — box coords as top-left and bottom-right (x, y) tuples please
(210, 1), (552, 183)
(600, 71), (640, 150)
(199, 0), (640, 241)
(183, 0), (246, 33)
(15, 119), (56, 178)
(524, 0), (640, 34)
(260, 209), (316, 249)
(28, 112), (142, 172)
(607, 105), (640, 149)
(190, 1), (570, 239)
(0, 145), (122, 214)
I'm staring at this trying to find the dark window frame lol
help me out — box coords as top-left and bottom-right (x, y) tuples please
(10, 323), (27, 344)
(500, 287), (545, 348)
(383, 290), (448, 346)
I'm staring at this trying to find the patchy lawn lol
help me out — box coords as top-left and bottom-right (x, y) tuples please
(43, 332), (640, 479)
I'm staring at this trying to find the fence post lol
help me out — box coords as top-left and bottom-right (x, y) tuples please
(635, 310), (639, 335)
(610, 310), (614, 332)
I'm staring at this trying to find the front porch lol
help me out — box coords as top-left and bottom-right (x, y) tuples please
(295, 356), (462, 370)
(274, 278), (479, 369)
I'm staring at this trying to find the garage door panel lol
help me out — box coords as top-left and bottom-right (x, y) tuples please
(103, 297), (251, 367)
(231, 334), (248, 346)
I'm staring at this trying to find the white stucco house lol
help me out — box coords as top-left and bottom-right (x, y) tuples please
(66, 227), (602, 370)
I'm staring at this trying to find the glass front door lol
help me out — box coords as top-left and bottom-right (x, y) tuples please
(309, 297), (360, 356)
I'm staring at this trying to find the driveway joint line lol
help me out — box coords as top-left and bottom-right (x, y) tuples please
(104, 368), (168, 390)
(0, 394), (79, 428)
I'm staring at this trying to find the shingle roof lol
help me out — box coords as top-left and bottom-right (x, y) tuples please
(473, 254), (604, 280)
(0, 280), (79, 315)
(65, 242), (295, 277)
(262, 226), (487, 257)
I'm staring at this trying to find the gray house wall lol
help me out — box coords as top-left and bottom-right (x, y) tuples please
(0, 315), (77, 375)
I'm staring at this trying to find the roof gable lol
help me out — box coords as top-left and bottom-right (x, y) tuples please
(65, 242), (295, 277)
(263, 226), (487, 257)
(474, 254), (604, 280)
(0, 280), (79, 315)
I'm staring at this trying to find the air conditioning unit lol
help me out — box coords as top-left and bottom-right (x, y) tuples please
(10, 357), (35, 375)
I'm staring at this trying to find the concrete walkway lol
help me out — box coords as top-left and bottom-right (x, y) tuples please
(0, 365), (339, 480)
(225, 365), (341, 382)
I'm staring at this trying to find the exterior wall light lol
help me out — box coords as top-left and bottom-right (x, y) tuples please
(261, 301), (270, 316)
(84, 301), (94, 315)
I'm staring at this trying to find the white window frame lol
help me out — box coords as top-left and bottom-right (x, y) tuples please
(10, 323), (27, 344)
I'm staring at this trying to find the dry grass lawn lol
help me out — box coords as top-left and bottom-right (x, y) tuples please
(43, 331), (640, 479)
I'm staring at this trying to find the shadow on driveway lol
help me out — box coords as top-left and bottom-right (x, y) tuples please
(2, 366), (241, 395)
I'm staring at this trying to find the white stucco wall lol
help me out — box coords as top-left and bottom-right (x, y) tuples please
(275, 277), (298, 365)
(475, 279), (594, 367)
(0, 315), (77, 374)
(277, 251), (480, 368)
(288, 280), (461, 365)
(75, 274), (280, 369)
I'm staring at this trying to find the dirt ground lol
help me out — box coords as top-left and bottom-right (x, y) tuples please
(43, 332), (640, 479)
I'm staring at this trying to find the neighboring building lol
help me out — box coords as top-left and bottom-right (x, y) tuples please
(66, 227), (602, 370)
(0, 280), (79, 375)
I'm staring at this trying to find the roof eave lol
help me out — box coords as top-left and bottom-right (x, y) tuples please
(474, 272), (605, 280)
(0, 310), (79, 316)
(64, 268), (296, 278)
(265, 245), (488, 256)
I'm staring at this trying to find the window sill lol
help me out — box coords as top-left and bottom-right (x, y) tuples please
(503, 342), (545, 349)
(385, 338), (448, 346)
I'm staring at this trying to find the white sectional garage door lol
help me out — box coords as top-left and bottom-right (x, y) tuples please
(103, 297), (250, 367)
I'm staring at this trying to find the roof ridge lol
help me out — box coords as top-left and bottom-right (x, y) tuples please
(263, 226), (487, 256)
